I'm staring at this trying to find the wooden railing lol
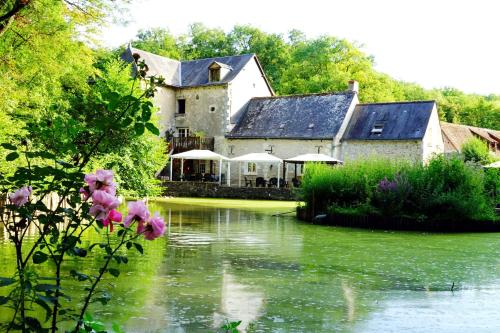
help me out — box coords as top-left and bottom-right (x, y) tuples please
(170, 137), (215, 153)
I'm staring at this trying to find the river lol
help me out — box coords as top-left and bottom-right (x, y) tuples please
(1, 198), (500, 332)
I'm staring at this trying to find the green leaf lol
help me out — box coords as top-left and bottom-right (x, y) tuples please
(6, 151), (19, 161)
(1, 143), (16, 150)
(126, 242), (132, 250)
(0, 277), (15, 287)
(134, 122), (145, 135)
(145, 122), (160, 136)
(121, 117), (133, 127)
(141, 108), (152, 122)
(33, 251), (49, 264)
(108, 268), (120, 277)
(0, 296), (9, 305)
(133, 242), (143, 255)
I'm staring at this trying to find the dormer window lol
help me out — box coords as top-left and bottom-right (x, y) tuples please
(208, 61), (232, 82)
(209, 68), (220, 82)
(371, 122), (385, 134)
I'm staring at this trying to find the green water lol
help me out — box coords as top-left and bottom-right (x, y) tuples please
(2, 198), (500, 332)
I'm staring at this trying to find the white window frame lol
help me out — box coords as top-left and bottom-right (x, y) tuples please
(245, 162), (257, 175)
(177, 127), (190, 138)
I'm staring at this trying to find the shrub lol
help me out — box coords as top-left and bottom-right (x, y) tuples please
(462, 137), (493, 165)
(300, 155), (497, 223)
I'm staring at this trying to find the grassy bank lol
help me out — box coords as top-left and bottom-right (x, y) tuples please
(147, 197), (300, 214)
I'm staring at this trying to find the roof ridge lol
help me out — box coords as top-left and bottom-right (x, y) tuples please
(357, 100), (436, 106)
(181, 53), (255, 63)
(250, 91), (354, 100)
(130, 47), (180, 62)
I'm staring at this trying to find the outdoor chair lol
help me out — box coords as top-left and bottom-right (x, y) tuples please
(244, 176), (253, 187)
(268, 177), (278, 188)
(256, 177), (266, 187)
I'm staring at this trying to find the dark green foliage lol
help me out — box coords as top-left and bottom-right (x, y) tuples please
(301, 156), (498, 223)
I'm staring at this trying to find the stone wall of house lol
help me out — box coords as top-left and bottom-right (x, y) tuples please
(154, 86), (176, 137)
(422, 107), (445, 162)
(228, 58), (273, 131)
(341, 140), (424, 163)
(162, 181), (297, 201)
(174, 85), (229, 138)
(156, 85), (230, 139)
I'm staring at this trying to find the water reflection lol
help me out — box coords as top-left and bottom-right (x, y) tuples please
(2, 200), (500, 332)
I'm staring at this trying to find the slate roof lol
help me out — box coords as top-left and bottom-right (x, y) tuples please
(227, 92), (356, 139)
(342, 101), (436, 140)
(121, 46), (269, 89)
(122, 47), (182, 86)
(181, 54), (254, 87)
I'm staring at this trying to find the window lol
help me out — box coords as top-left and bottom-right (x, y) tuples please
(177, 99), (186, 114)
(209, 68), (220, 82)
(209, 105), (216, 113)
(246, 162), (257, 174)
(371, 122), (385, 134)
(177, 128), (190, 138)
(198, 161), (206, 174)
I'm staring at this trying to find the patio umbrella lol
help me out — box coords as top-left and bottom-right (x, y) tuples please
(170, 150), (230, 185)
(231, 153), (283, 187)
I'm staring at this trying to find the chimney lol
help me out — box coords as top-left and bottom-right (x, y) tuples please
(348, 80), (359, 93)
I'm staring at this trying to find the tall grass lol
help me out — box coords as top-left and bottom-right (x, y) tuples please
(300, 155), (498, 223)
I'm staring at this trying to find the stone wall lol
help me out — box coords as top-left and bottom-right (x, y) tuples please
(341, 140), (424, 163)
(163, 181), (297, 201)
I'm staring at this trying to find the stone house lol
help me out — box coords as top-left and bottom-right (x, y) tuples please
(122, 46), (496, 182)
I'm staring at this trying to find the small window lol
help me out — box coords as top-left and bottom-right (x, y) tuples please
(371, 122), (385, 134)
(209, 68), (220, 82)
(247, 162), (257, 174)
(177, 128), (190, 138)
(177, 99), (186, 114)
(209, 105), (216, 113)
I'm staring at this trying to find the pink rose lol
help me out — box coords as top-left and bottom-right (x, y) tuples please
(9, 186), (32, 207)
(84, 169), (116, 195)
(141, 213), (166, 241)
(103, 209), (122, 232)
(89, 190), (120, 221)
(123, 201), (150, 228)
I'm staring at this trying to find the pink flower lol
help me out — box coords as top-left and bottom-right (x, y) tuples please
(9, 186), (32, 207)
(84, 169), (116, 195)
(123, 201), (149, 228)
(140, 213), (166, 240)
(89, 190), (120, 221)
(103, 209), (122, 232)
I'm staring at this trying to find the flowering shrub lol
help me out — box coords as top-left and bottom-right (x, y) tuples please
(0, 55), (167, 332)
(301, 156), (497, 223)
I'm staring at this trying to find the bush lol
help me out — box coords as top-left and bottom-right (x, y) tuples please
(300, 155), (498, 223)
(462, 137), (493, 165)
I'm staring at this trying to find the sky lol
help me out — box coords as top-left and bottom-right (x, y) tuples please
(99, 0), (500, 96)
